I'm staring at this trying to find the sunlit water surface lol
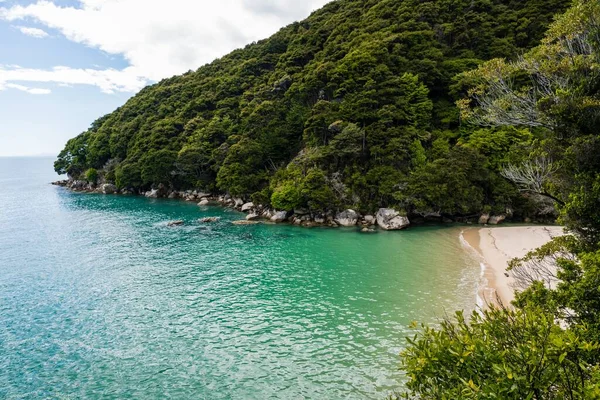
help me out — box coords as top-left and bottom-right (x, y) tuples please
(0, 157), (478, 399)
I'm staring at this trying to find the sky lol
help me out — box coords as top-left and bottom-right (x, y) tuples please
(0, 0), (331, 157)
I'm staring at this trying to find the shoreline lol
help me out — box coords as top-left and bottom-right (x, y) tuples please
(461, 226), (564, 307)
(52, 180), (541, 230)
(53, 179), (564, 307)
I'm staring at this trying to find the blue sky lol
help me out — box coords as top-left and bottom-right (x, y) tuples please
(0, 0), (330, 157)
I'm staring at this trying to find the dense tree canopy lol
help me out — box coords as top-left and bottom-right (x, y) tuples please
(55, 0), (570, 218)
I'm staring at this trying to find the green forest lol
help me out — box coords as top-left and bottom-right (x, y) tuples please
(55, 0), (571, 220)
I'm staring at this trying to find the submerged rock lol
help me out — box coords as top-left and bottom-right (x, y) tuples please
(199, 217), (220, 223)
(167, 220), (184, 227)
(376, 208), (410, 230)
(232, 220), (260, 225)
(335, 209), (359, 227)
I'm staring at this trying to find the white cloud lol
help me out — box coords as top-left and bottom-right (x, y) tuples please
(15, 25), (49, 38)
(0, 0), (332, 94)
(1, 83), (51, 95)
(0, 65), (147, 93)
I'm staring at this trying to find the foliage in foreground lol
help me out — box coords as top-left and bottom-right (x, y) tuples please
(400, 307), (600, 399)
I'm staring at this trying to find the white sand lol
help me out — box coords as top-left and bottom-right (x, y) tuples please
(463, 226), (564, 306)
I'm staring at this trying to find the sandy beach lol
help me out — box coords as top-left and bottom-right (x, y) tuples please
(463, 226), (564, 306)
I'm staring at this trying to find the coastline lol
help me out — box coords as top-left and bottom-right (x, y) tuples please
(53, 179), (564, 308)
(462, 226), (564, 307)
(52, 180), (503, 230)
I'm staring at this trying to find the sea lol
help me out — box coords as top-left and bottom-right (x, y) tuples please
(0, 157), (479, 399)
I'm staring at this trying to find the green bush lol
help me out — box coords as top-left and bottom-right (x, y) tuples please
(271, 182), (302, 211)
(400, 306), (600, 399)
(115, 163), (142, 189)
(84, 168), (99, 184)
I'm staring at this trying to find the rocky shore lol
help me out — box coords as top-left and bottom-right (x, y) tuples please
(52, 179), (517, 230)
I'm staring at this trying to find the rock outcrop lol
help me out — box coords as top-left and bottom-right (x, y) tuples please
(314, 215), (326, 224)
(376, 208), (410, 230)
(233, 198), (244, 207)
(271, 211), (289, 223)
(335, 209), (359, 227)
(478, 213), (490, 224)
(262, 209), (274, 219)
(71, 180), (87, 190)
(246, 213), (260, 221)
(488, 215), (506, 225)
(241, 202), (254, 212)
(145, 189), (159, 198)
(101, 184), (117, 194)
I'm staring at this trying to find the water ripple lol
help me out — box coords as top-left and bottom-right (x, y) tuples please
(0, 158), (479, 399)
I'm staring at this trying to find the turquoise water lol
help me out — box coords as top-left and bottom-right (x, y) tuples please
(0, 157), (478, 399)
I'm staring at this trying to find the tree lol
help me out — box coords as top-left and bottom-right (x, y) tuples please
(271, 181), (302, 211)
(457, 0), (600, 135)
(216, 138), (266, 196)
(175, 144), (215, 188)
(406, 147), (488, 216)
(501, 157), (564, 206)
(399, 306), (600, 399)
(300, 168), (336, 212)
(327, 123), (364, 161)
(84, 168), (99, 184)
(139, 149), (178, 187)
(115, 162), (142, 189)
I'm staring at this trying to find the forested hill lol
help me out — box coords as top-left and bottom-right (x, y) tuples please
(55, 0), (571, 219)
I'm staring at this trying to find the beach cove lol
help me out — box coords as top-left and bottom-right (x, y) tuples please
(462, 226), (564, 306)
